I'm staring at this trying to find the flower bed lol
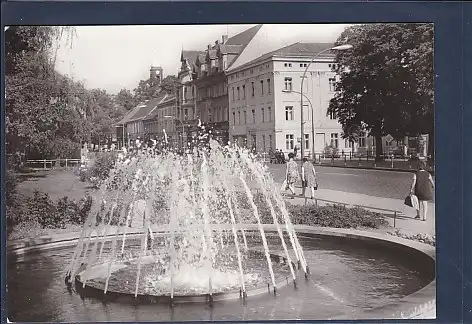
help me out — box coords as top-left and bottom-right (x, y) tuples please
(387, 229), (436, 246)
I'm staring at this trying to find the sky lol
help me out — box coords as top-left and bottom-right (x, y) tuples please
(54, 24), (350, 94)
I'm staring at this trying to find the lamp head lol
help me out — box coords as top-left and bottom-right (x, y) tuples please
(331, 44), (353, 51)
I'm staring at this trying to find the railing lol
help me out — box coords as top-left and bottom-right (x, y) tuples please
(303, 196), (403, 228)
(25, 159), (81, 169)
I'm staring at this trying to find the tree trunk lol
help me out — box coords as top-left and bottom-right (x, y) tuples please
(375, 134), (383, 161)
(428, 132), (434, 162)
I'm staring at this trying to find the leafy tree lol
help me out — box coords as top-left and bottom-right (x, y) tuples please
(133, 74), (179, 104)
(159, 75), (179, 95)
(115, 88), (137, 111)
(5, 26), (126, 161)
(328, 23), (434, 160)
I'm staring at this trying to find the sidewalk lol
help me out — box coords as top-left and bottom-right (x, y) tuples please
(266, 159), (435, 175)
(281, 187), (435, 237)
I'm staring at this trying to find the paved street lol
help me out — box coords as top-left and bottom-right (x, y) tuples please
(266, 163), (426, 200)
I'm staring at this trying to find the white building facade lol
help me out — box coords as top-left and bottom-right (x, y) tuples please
(227, 43), (357, 158)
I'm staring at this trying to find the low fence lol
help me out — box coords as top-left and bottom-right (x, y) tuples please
(260, 151), (434, 172)
(303, 196), (403, 228)
(25, 159), (81, 169)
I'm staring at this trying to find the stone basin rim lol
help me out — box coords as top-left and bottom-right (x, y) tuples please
(6, 225), (436, 320)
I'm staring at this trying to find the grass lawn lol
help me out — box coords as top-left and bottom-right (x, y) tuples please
(8, 169), (100, 241)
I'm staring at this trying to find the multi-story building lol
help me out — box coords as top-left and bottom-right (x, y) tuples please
(116, 66), (177, 148)
(179, 24), (262, 146)
(143, 93), (177, 144)
(226, 42), (351, 157)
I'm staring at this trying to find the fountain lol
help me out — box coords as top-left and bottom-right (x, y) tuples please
(7, 128), (435, 321)
(65, 137), (308, 303)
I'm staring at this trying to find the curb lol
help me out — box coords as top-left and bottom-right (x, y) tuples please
(311, 163), (435, 175)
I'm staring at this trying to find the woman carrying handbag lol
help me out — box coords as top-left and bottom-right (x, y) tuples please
(409, 160), (435, 221)
(301, 158), (318, 199)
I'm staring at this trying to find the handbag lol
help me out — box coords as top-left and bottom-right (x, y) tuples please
(404, 195), (413, 207)
(404, 194), (419, 210)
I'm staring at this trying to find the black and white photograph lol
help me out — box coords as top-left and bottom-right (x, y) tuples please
(5, 23), (435, 321)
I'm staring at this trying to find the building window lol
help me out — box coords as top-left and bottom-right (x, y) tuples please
(251, 82), (255, 97)
(244, 111), (247, 124)
(267, 79), (271, 94)
(269, 135), (273, 150)
(252, 109), (256, 123)
(329, 110), (336, 120)
(304, 134), (310, 150)
(345, 139), (353, 148)
(284, 63), (292, 67)
(232, 87), (235, 102)
(329, 78), (336, 92)
(359, 132), (366, 147)
(260, 80), (264, 95)
(261, 108), (265, 123)
(242, 85), (246, 99)
(284, 77), (293, 91)
(232, 112), (236, 125)
(238, 111), (241, 125)
(286, 134), (294, 150)
(262, 135), (266, 151)
(268, 107), (272, 122)
(237, 87), (240, 100)
(252, 135), (257, 151)
(184, 108), (188, 121)
(331, 133), (339, 148)
(285, 106), (294, 121)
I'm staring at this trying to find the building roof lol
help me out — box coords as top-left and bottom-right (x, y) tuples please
(117, 93), (174, 125)
(189, 24), (262, 70)
(143, 94), (176, 121)
(229, 42), (335, 72)
(181, 50), (205, 65)
(225, 24), (262, 47)
(116, 104), (145, 126)
(217, 44), (243, 55)
(226, 23), (338, 72)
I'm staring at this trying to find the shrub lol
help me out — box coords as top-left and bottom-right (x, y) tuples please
(27, 190), (59, 228)
(90, 152), (116, 181)
(387, 229), (435, 246)
(16, 191), (93, 230)
(6, 170), (18, 205)
(286, 203), (388, 229)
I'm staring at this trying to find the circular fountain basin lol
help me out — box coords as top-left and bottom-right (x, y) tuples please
(6, 226), (435, 321)
(74, 247), (297, 303)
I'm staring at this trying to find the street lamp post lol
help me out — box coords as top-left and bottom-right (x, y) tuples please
(164, 115), (185, 150)
(299, 44), (353, 160)
(283, 89), (315, 160)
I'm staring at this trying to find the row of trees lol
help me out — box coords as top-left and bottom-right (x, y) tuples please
(5, 26), (179, 165)
(328, 23), (434, 160)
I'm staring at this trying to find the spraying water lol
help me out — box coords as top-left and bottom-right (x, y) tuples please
(66, 133), (308, 300)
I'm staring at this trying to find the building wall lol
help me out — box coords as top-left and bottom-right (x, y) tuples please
(272, 58), (352, 157)
(228, 56), (350, 157)
(228, 61), (275, 152)
(143, 99), (177, 143)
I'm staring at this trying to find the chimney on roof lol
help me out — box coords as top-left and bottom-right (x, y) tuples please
(222, 35), (228, 44)
(207, 44), (211, 50)
(215, 40), (219, 46)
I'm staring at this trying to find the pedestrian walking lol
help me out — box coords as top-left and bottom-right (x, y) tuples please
(301, 158), (318, 199)
(409, 160), (435, 221)
(283, 153), (299, 198)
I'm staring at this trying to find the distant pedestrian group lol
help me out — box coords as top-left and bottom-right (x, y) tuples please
(282, 154), (318, 199)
